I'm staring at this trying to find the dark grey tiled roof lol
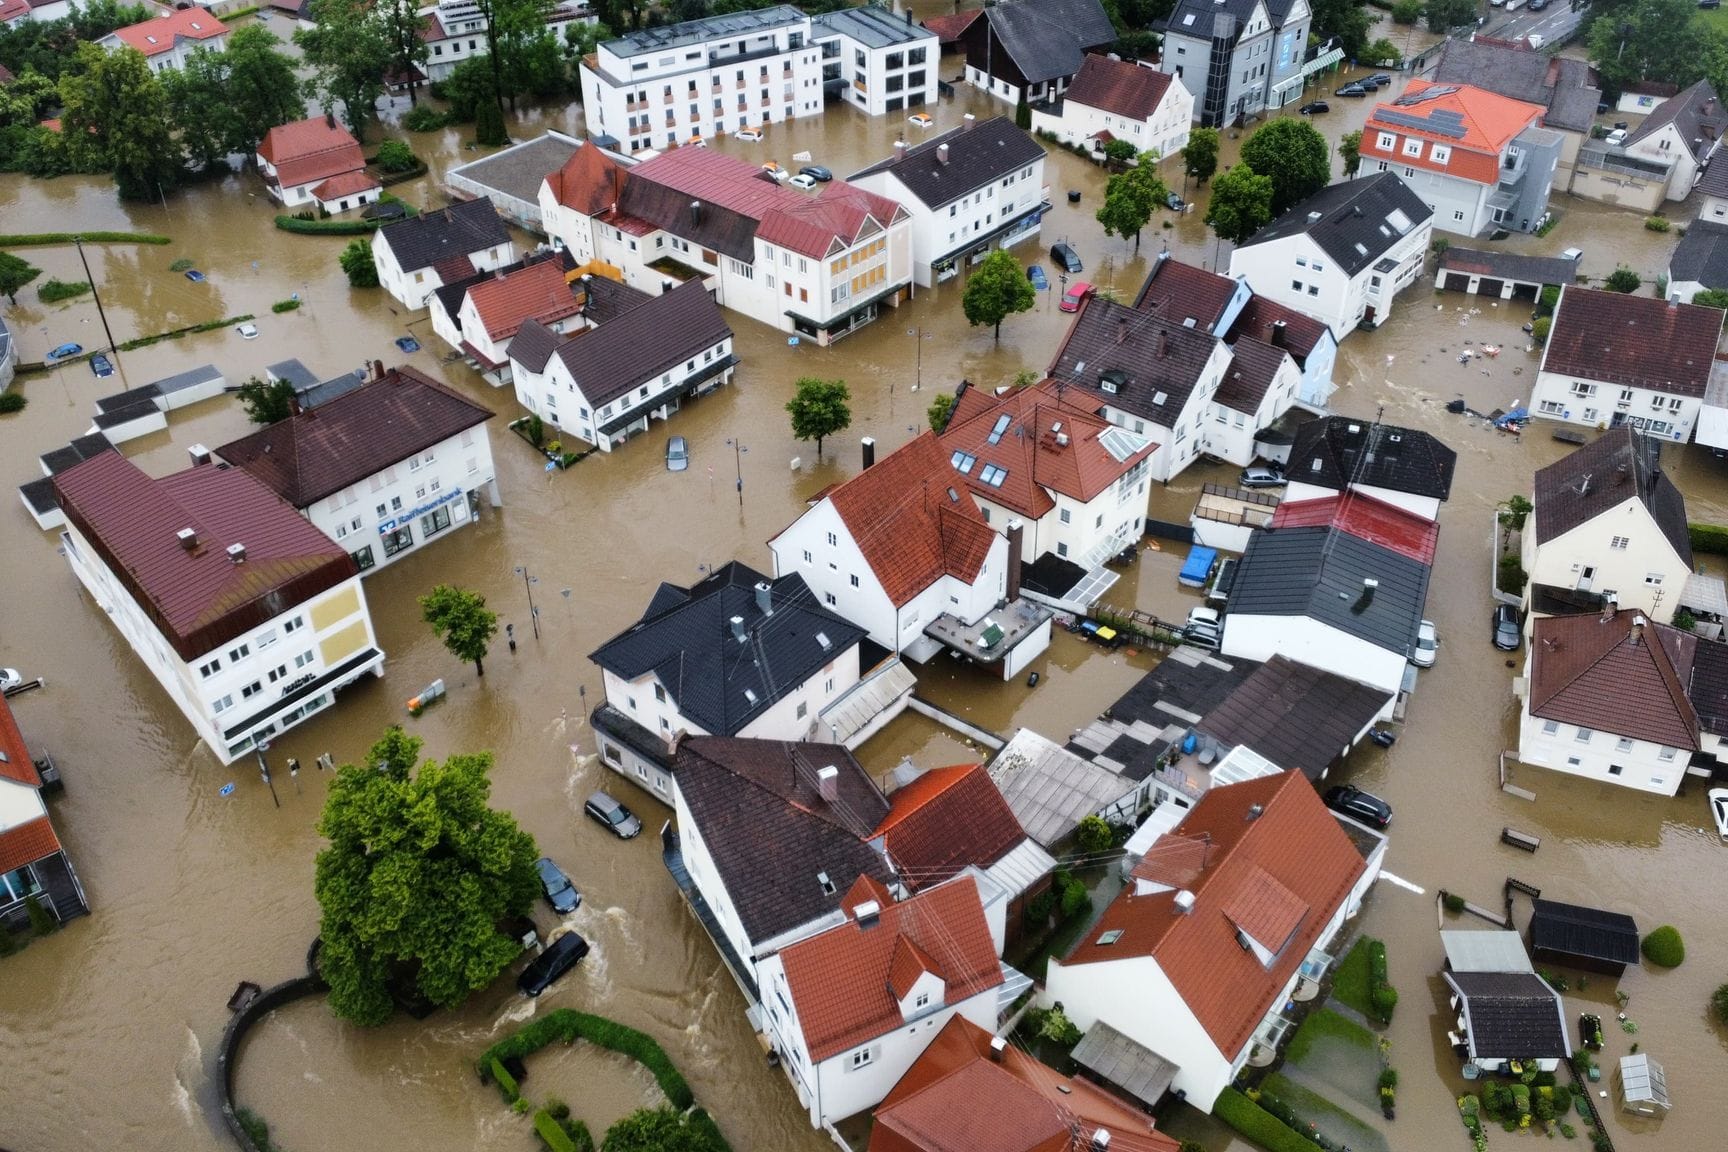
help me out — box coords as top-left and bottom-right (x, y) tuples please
(1625, 79), (1727, 162)
(580, 275), (654, 324)
(982, 0), (1116, 85)
(673, 736), (895, 946)
(1668, 219), (1728, 290)
(1239, 174), (1432, 278)
(508, 318), (561, 374)
(1048, 295), (1218, 428)
(1287, 417), (1457, 501)
(1446, 971), (1569, 1060)
(1215, 336), (1287, 415)
(1230, 525), (1430, 657)
(849, 116), (1045, 210)
(1438, 247), (1581, 289)
(1689, 637), (1728, 737)
(1197, 656), (1392, 780)
(376, 197), (511, 273)
(1162, 0), (1258, 38)
(1529, 899), (1639, 966)
(545, 280), (732, 409)
(589, 560), (865, 736)
(1698, 154), (1728, 201)
(617, 174), (760, 263)
(1532, 426), (1691, 564)
(1430, 40), (1600, 133)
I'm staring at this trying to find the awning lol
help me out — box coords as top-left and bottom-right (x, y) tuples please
(1071, 1021), (1180, 1108)
(1682, 570), (1728, 616)
(819, 657), (916, 745)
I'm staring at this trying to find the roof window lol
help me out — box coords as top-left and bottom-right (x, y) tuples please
(1098, 929), (1124, 945)
(817, 871), (836, 895)
(987, 414), (1011, 444)
(951, 449), (976, 473)
(744, 688), (758, 705)
(979, 463), (1008, 487)
(816, 630), (832, 650)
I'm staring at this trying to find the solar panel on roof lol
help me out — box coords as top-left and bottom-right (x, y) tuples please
(1375, 108), (1468, 139)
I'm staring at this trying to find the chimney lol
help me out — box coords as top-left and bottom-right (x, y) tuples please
(852, 899), (881, 927)
(226, 542), (247, 565)
(754, 580), (773, 616)
(1307, 210), (1323, 224)
(1116, 315), (1129, 344)
(729, 614), (747, 643)
(664, 728), (688, 757)
(372, 359), (386, 382)
(963, 113), (976, 130)
(1056, 431), (1069, 447)
(937, 143), (950, 165)
(1091, 1132), (1112, 1152)
(989, 1036), (1007, 1061)
(690, 199), (703, 227)
(176, 527), (198, 551)
(861, 435), (876, 469)
(1630, 616), (1646, 645)
(325, 110), (336, 130)
(817, 764), (840, 802)
(1005, 520), (1025, 601)
(1157, 332), (1169, 359)
(1270, 319), (1287, 348)
(188, 444), (211, 467)
(1174, 889), (1196, 915)
(893, 140), (906, 161)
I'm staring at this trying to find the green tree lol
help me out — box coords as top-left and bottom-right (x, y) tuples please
(1241, 118), (1330, 217)
(378, 0), (431, 105)
(962, 247), (1036, 341)
(1014, 92), (1031, 130)
(602, 1107), (719, 1152)
(1338, 129), (1364, 178)
(1102, 137), (1138, 165)
(475, 90), (509, 146)
(927, 391), (956, 433)
(785, 376), (851, 459)
(163, 47), (232, 172)
(0, 251), (42, 304)
(1426, 0), (1476, 32)
(315, 727), (539, 1026)
(236, 375), (299, 424)
(1693, 288), (1728, 308)
(1363, 38), (1402, 67)
(375, 139), (417, 173)
(1531, 316), (1551, 343)
(58, 43), (180, 201)
(1097, 159), (1168, 251)
(24, 893), (56, 936)
(296, 0), (391, 143)
(420, 584), (499, 677)
(1076, 814), (1113, 854)
(1391, 0), (1422, 24)
(1604, 266), (1642, 293)
(1712, 982), (1728, 1023)
(1640, 924), (1684, 967)
(1309, 0), (1372, 59)
(1183, 125), (1220, 184)
(222, 25), (305, 156)
(340, 238), (380, 287)
(1204, 163), (1274, 246)
(1587, 0), (1704, 94)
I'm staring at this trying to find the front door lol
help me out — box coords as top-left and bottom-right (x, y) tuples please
(1578, 565), (1595, 592)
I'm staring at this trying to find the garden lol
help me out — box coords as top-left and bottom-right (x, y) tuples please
(508, 414), (589, 470)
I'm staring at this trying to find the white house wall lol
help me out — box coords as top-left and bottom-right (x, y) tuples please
(1516, 699), (1686, 795)
(675, 789), (762, 985)
(1230, 223), (1430, 339)
(1222, 614), (1408, 696)
(1529, 370), (1700, 443)
(1028, 80), (1194, 162)
(849, 155), (1046, 288)
(1521, 498), (1686, 622)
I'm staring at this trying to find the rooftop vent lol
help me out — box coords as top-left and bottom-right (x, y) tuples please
(188, 444), (211, 467)
(1056, 432), (1070, 447)
(743, 687), (758, 704)
(177, 528), (198, 551)
(1152, 390), (1168, 406)
(989, 1036), (1008, 1061)
(937, 143), (950, 165)
(963, 113), (976, 129)
(1307, 210), (1323, 223)
(1174, 889), (1196, 915)
(730, 614), (747, 642)
(1363, 577), (1379, 589)
(817, 764), (840, 802)
(1091, 1130), (1112, 1151)
(226, 543), (246, 565)
(816, 630), (832, 651)
(1246, 803), (1264, 821)
(817, 870), (836, 895)
(853, 899), (881, 926)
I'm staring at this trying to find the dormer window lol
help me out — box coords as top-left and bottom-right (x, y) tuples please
(817, 871), (836, 895)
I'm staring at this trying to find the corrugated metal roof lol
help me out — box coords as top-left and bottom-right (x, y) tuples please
(1441, 930), (1534, 973)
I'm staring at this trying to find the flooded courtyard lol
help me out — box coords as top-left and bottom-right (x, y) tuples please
(2, 20), (1726, 1152)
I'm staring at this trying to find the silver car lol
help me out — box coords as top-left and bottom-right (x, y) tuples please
(585, 791), (643, 839)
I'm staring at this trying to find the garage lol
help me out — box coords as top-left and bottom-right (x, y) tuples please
(1436, 248), (1582, 300)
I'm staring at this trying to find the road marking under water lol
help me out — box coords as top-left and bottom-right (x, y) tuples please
(1380, 871), (1425, 895)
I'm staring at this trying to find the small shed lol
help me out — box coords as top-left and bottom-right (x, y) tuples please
(1528, 898), (1640, 977)
(1616, 1053), (1670, 1116)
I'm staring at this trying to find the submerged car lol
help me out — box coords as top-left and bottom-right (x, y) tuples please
(1166, 191), (1186, 211)
(535, 856), (580, 914)
(1238, 465), (1287, 488)
(788, 173), (817, 191)
(1337, 83), (1368, 97)
(1183, 605), (1222, 649)
(1300, 100), (1330, 115)
(47, 342), (82, 361)
(1059, 280), (1094, 313)
(908, 112), (934, 129)
(585, 790), (643, 839)
(666, 435), (689, 472)
(236, 323), (259, 340)
(0, 668), (22, 693)
(799, 165), (832, 182)
(1026, 264), (1049, 291)
(734, 128), (763, 142)
(184, 269), (206, 283)
(1492, 604), (1522, 651)
(517, 930), (589, 997)
(1051, 242), (1083, 274)
(1413, 620), (1439, 668)
(1324, 785), (1392, 829)
(89, 352), (114, 378)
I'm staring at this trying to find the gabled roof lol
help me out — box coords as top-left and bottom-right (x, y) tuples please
(975, 0), (1116, 85)
(1048, 295), (1219, 428)
(1288, 416), (1457, 502)
(1431, 40), (1600, 133)
(1668, 219), (1728, 290)
(0, 694), (41, 788)
(465, 258), (580, 340)
(1238, 173), (1432, 278)
(1687, 636), (1728, 737)
(1531, 426), (1692, 562)
(311, 170), (380, 202)
(1443, 971), (1569, 1060)
(936, 379), (1156, 521)
(1064, 772), (1367, 1059)
(545, 142), (628, 215)
(540, 279), (732, 409)
(1528, 612), (1700, 750)
(375, 197), (510, 273)
(1363, 81), (1545, 183)
(850, 117), (1045, 210)
(918, 9), (980, 44)
(1063, 54), (1176, 123)
(1196, 655), (1393, 780)
(818, 432), (999, 608)
(258, 115), (364, 190)
(1528, 898), (1640, 966)
(1542, 286), (1725, 397)
(215, 366), (493, 508)
(876, 764), (1030, 889)
(756, 180), (906, 260)
(1228, 294), (1329, 361)
(1438, 246), (1582, 288)
(52, 451), (356, 662)
(1215, 336), (1288, 414)
(589, 561), (865, 736)
(673, 737), (894, 946)
(0, 816), (61, 876)
(1625, 79), (1726, 162)
(778, 874), (1003, 1062)
(1134, 253), (1239, 332)
(104, 9), (226, 57)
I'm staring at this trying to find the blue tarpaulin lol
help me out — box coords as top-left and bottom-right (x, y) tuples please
(1178, 545), (1218, 588)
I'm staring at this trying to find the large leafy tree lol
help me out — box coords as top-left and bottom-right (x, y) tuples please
(963, 247), (1036, 341)
(420, 584), (499, 676)
(58, 43), (181, 201)
(785, 377), (851, 460)
(1240, 118), (1331, 217)
(1309, 0), (1372, 61)
(340, 239), (380, 287)
(602, 1108), (724, 1152)
(296, 0), (391, 142)
(1588, 0), (1722, 95)
(0, 252), (42, 304)
(1183, 126), (1220, 184)
(1426, 0), (1478, 33)
(163, 48), (232, 172)
(1338, 129), (1364, 178)
(1204, 163), (1274, 247)
(378, 0), (431, 106)
(314, 728), (540, 1026)
(222, 25), (305, 155)
(1096, 158), (1168, 251)
(236, 375), (299, 424)
(0, 1), (150, 81)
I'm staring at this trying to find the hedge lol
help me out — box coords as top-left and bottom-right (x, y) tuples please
(275, 215), (385, 235)
(489, 1057), (519, 1102)
(534, 1110), (576, 1152)
(478, 1009), (694, 1111)
(117, 313), (255, 352)
(38, 278), (91, 303)
(1691, 522), (1728, 557)
(1214, 1088), (1325, 1152)
(0, 231), (171, 246)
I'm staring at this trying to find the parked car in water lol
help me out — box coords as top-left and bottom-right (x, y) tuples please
(184, 269), (206, 283)
(517, 930), (590, 996)
(734, 128), (763, 142)
(760, 161), (789, 182)
(0, 668), (23, 693)
(1366, 73), (1393, 87)
(1051, 242), (1083, 274)
(1026, 264), (1049, 291)
(535, 856), (580, 914)
(1059, 280), (1094, 312)
(236, 323), (259, 340)
(908, 112), (934, 129)
(1166, 191), (1186, 211)
(1492, 604), (1522, 651)
(1300, 100), (1330, 115)
(47, 342), (82, 361)
(89, 352), (114, 378)
(585, 790), (643, 839)
(666, 436), (689, 472)
(1184, 606), (1222, 649)
(1324, 785), (1393, 829)
(788, 173), (817, 191)
(799, 165), (832, 182)
(1413, 620), (1439, 668)
(1337, 83), (1368, 97)
(1238, 464), (1286, 488)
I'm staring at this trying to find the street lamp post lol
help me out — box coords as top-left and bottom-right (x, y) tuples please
(74, 236), (118, 354)
(726, 438), (748, 509)
(514, 565), (540, 640)
(256, 742), (280, 809)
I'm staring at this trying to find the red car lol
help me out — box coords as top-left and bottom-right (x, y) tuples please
(1059, 281), (1095, 313)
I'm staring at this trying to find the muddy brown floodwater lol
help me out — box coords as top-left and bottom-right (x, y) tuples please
(2, 22), (1725, 1152)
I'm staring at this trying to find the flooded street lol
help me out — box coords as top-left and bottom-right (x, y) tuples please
(2, 20), (1726, 1152)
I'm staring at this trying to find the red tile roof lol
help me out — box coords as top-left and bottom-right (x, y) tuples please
(1063, 54), (1175, 124)
(310, 170), (380, 202)
(1542, 286), (1726, 397)
(820, 432), (999, 608)
(778, 875), (1003, 1063)
(876, 764), (1029, 889)
(258, 115), (365, 190)
(433, 254), (478, 283)
(107, 9), (227, 58)
(1135, 255), (1238, 331)
(1063, 771), (1366, 1059)
(1362, 81), (1545, 184)
(888, 934), (943, 1000)
(0, 695), (41, 788)
(919, 9), (980, 44)
(546, 143), (628, 215)
(0, 816), (60, 876)
(1529, 613), (1700, 750)
(757, 181), (906, 260)
(1271, 491), (1439, 565)
(0, 2), (26, 27)
(465, 258), (581, 340)
(938, 380), (1157, 521)
(53, 451), (357, 662)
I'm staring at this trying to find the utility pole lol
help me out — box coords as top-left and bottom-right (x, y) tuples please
(515, 565), (540, 640)
(74, 236), (117, 354)
(728, 438), (747, 509)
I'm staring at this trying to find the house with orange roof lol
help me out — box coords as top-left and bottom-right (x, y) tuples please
(757, 872), (1011, 1128)
(0, 693), (88, 937)
(439, 257), (583, 384)
(255, 113), (380, 214)
(538, 143), (914, 345)
(869, 1015), (1180, 1152)
(97, 8), (228, 73)
(1359, 80), (1559, 237)
(767, 432), (1052, 675)
(1044, 770), (1384, 1111)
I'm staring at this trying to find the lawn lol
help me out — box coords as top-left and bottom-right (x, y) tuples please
(1285, 1007), (1376, 1065)
(1284, 1008), (1383, 1112)
(1263, 1072), (1391, 1152)
(1330, 937), (1377, 1020)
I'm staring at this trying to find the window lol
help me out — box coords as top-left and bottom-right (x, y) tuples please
(1057, 542), (1068, 557)
(1645, 573), (1663, 586)
(1610, 536), (1629, 550)
(802, 549), (812, 563)
(1541, 720), (1559, 735)
(1575, 727), (1593, 744)
(1616, 737), (1634, 753)
(294, 650), (315, 669)
(1376, 131), (1395, 150)
(795, 701), (807, 720)
(283, 616), (303, 634)
(241, 680), (264, 699)
(1430, 144), (1451, 165)
(1403, 167), (1416, 179)
(420, 505), (452, 538)
(1453, 209), (1466, 222)
(826, 531), (838, 547)
(352, 546), (375, 571)
(914, 992), (930, 1009)
(1402, 137), (1423, 158)
(198, 659), (221, 678)
(212, 693), (234, 715)
(654, 684), (666, 703)
(381, 525), (414, 557)
(1658, 746), (1677, 761)
(228, 643), (250, 662)
(978, 463), (1008, 486)
(849, 1048), (873, 1070)
(1608, 764), (1624, 776)
(825, 592), (837, 606)
(849, 574), (860, 588)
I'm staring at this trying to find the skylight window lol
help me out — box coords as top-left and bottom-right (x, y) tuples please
(1354, 242), (1369, 256)
(987, 414), (1011, 444)
(1098, 929), (1124, 945)
(1386, 208), (1414, 234)
(978, 463), (1008, 487)
(951, 449), (976, 473)
(744, 688), (758, 705)
(816, 631), (831, 650)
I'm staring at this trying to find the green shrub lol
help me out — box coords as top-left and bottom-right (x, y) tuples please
(0, 921), (16, 955)
(276, 214), (381, 235)
(1371, 983), (1399, 1022)
(271, 299), (301, 313)
(546, 1097), (570, 1120)
(1368, 940), (1388, 984)
(24, 893), (56, 937)
(1674, 608), (1697, 631)
(1499, 494), (1533, 532)
(563, 1118), (595, 1152)
(1641, 925), (1684, 967)
(1378, 1068), (1399, 1090)
(1025, 889), (1055, 927)
(0, 392), (26, 415)
(169, 257), (195, 272)
(1644, 216), (1671, 232)
(1443, 891), (1466, 913)
(1537, 284), (1560, 315)
(375, 139), (418, 173)
(1076, 814), (1112, 854)
(1532, 316), (1552, 343)
(534, 1109), (577, 1152)
(0, 231), (171, 246)
(1713, 983), (1728, 1023)
(235, 1106), (279, 1152)
(527, 413), (546, 446)
(1214, 1088), (1325, 1152)
(488, 1056), (519, 1102)
(686, 1107), (729, 1152)
(1691, 522), (1728, 557)
(1391, 0), (1422, 23)
(1058, 876), (1090, 920)
(1560, 1121), (1577, 1138)
(1497, 555), (1527, 595)
(403, 104), (450, 132)
(38, 278), (91, 303)
(1037, 1004), (1081, 1047)
(477, 1009), (694, 1111)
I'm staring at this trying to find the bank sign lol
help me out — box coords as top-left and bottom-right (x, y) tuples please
(380, 487), (463, 534)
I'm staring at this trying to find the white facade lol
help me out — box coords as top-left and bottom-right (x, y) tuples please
(1520, 497), (1688, 624)
(1029, 74), (1193, 162)
(972, 462), (1151, 571)
(1528, 370), (1702, 443)
(1623, 121), (1718, 203)
(1202, 355), (1302, 467)
(1228, 217), (1431, 339)
(1514, 704), (1689, 796)
(371, 229), (515, 311)
(1285, 479), (1440, 522)
(98, 23), (229, 73)
(1092, 340), (1233, 484)
(1222, 615), (1409, 698)
(58, 528), (383, 764)
(420, 0), (487, 81)
(812, 10), (937, 118)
